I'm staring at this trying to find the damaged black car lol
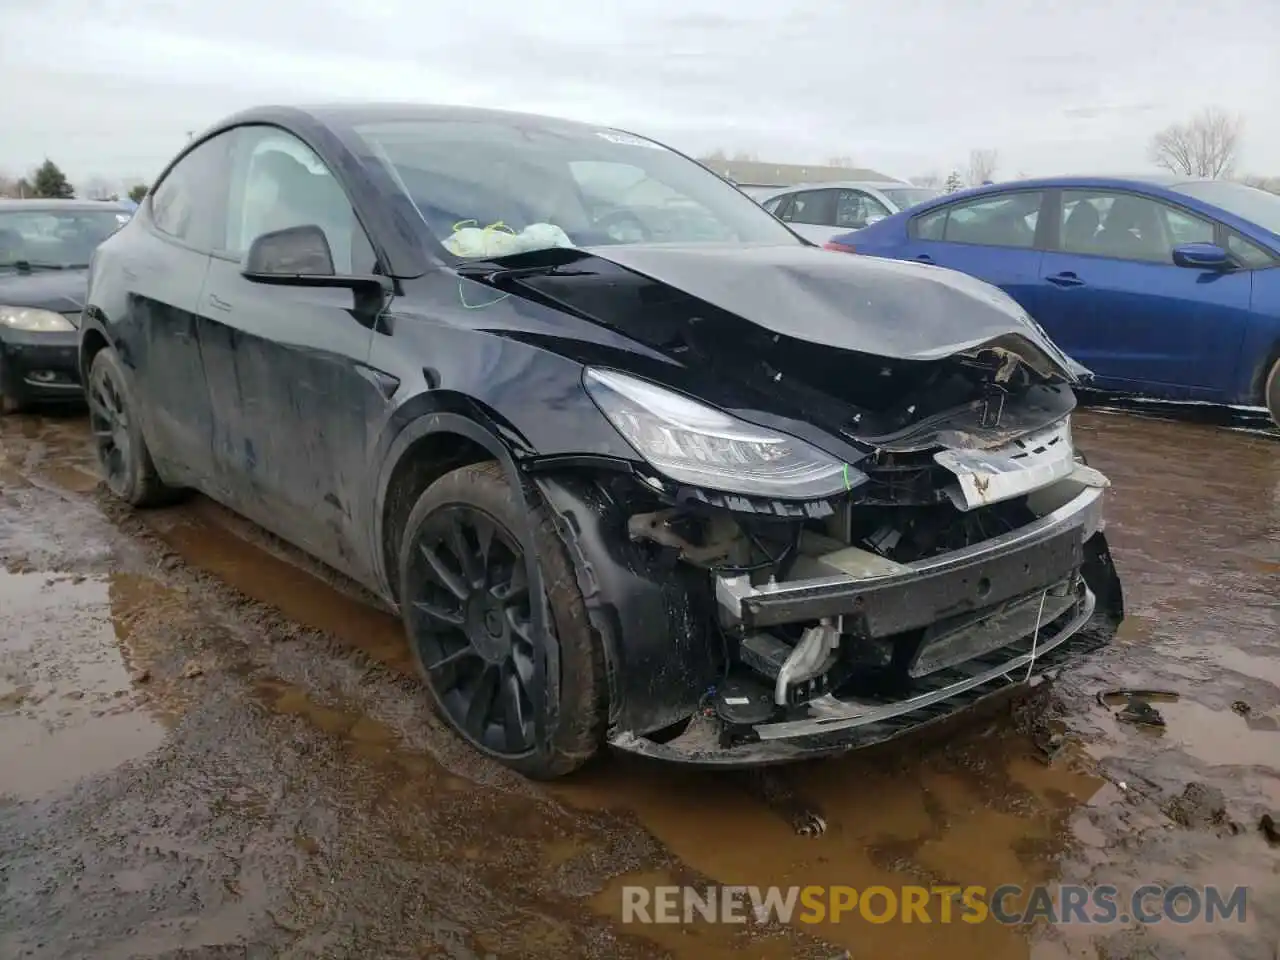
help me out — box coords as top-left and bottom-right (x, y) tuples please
(80, 103), (1125, 777)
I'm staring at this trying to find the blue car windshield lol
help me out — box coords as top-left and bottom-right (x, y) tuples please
(350, 118), (802, 257)
(1170, 181), (1280, 237)
(0, 209), (127, 268)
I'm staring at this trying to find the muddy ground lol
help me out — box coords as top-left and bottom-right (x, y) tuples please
(0, 407), (1276, 959)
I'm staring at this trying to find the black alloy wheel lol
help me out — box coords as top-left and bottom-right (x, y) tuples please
(397, 461), (606, 779)
(405, 503), (539, 757)
(87, 356), (133, 495)
(85, 347), (177, 506)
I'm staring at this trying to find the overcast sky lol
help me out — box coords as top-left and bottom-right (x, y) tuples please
(2, 0), (1278, 188)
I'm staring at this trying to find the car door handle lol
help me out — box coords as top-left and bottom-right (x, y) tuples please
(913, 254), (933, 263)
(1046, 271), (1085, 287)
(207, 294), (233, 312)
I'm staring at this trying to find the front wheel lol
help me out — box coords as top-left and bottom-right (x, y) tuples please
(87, 347), (181, 506)
(397, 461), (606, 779)
(1265, 358), (1280, 429)
(0, 358), (25, 415)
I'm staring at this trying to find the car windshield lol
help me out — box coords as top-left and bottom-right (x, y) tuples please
(1169, 181), (1280, 236)
(880, 187), (941, 210)
(0, 209), (127, 268)
(350, 118), (801, 257)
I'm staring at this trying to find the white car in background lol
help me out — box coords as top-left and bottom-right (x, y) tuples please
(752, 181), (942, 244)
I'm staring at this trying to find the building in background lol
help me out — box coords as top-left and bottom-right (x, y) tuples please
(700, 158), (901, 189)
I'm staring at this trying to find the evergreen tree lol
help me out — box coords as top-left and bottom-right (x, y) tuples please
(32, 160), (75, 199)
(128, 184), (149, 203)
(944, 170), (964, 193)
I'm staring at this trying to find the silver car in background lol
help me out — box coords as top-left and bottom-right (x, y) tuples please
(752, 180), (942, 244)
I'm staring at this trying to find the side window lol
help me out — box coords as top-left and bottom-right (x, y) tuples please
(1060, 190), (1213, 263)
(1226, 232), (1278, 269)
(942, 192), (1043, 248)
(222, 126), (375, 275)
(836, 190), (892, 229)
(149, 135), (231, 251)
(1162, 205), (1215, 247)
(912, 207), (947, 241)
(787, 189), (836, 226)
(762, 196), (784, 214)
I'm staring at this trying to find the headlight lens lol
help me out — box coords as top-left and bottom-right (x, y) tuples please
(0, 306), (75, 332)
(584, 368), (860, 500)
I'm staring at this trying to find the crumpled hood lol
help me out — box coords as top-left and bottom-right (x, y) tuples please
(580, 243), (1087, 381)
(0, 268), (88, 314)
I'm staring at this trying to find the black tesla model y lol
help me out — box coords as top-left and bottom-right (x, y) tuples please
(81, 103), (1124, 777)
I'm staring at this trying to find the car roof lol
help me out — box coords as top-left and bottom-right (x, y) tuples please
(211, 102), (634, 140)
(757, 180), (916, 197)
(0, 198), (132, 212)
(921, 173), (1212, 202)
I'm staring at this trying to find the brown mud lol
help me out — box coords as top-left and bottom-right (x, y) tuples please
(1, 409), (1276, 959)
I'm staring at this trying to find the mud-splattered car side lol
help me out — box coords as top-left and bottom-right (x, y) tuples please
(78, 102), (1124, 778)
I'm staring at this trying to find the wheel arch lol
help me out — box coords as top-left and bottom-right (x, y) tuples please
(77, 311), (114, 386)
(374, 413), (513, 606)
(1248, 337), (1280, 407)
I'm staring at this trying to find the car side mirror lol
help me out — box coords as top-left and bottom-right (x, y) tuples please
(243, 224), (335, 278)
(1171, 242), (1230, 270)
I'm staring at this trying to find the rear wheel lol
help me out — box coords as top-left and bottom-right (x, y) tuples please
(1266, 358), (1280, 429)
(87, 347), (180, 506)
(397, 461), (605, 779)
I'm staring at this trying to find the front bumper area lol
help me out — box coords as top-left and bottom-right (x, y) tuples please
(0, 327), (82, 404)
(607, 480), (1123, 767)
(716, 483), (1105, 633)
(608, 595), (1110, 766)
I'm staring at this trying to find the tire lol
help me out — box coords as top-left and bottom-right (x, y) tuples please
(86, 347), (180, 506)
(397, 461), (606, 779)
(1266, 358), (1280, 430)
(0, 358), (25, 415)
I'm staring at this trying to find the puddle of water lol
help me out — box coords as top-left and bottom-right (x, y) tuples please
(148, 506), (412, 675)
(0, 570), (167, 799)
(590, 869), (818, 959)
(1092, 698), (1278, 769)
(555, 737), (1107, 959)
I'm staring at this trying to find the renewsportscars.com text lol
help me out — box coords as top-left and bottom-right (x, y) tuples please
(621, 883), (1249, 926)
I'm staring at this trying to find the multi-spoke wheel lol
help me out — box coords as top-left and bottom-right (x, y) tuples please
(86, 347), (178, 506)
(398, 461), (606, 779)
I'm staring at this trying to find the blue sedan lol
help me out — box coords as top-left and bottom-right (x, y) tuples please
(828, 176), (1280, 426)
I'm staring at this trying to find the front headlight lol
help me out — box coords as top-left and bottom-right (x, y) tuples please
(0, 306), (76, 332)
(583, 367), (861, 500)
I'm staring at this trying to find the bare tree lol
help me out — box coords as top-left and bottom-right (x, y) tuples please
(1148, 107), (1242, 179)
(731, 150), (758, 162)
(910, 172), (942, 188)
(0, 173), (15, 198)
(966, 148), (999, 185)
